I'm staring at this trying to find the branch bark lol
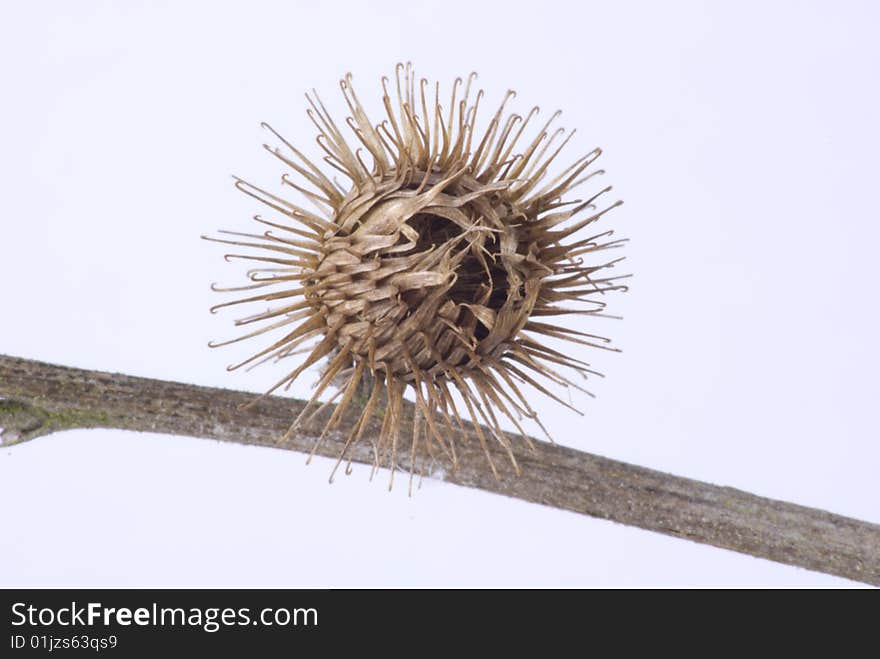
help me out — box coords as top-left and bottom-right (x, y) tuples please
(1, 353), (877, 586)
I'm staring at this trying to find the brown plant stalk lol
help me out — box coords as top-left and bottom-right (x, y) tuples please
(2, 353), (878, 586)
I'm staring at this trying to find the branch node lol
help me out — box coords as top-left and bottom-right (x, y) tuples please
(0, 398), (52, 446)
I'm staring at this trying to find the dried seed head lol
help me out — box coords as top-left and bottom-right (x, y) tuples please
(206, 64), (628, 487)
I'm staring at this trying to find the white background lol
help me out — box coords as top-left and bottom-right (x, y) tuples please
(1, 1), (878, 587)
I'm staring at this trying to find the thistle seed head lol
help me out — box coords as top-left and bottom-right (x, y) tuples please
(206, 64), (628, 487)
